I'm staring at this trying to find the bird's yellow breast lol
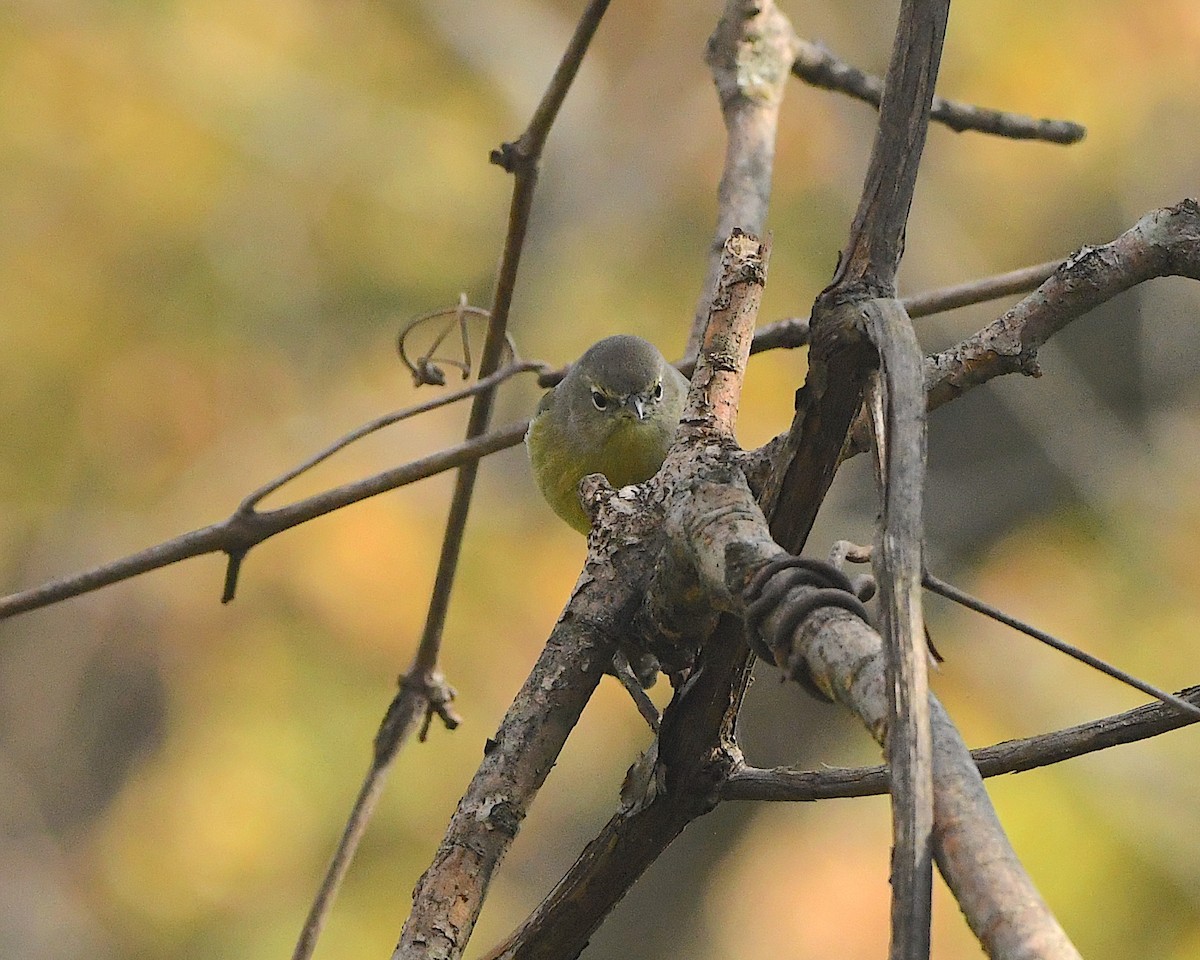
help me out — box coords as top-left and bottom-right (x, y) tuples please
(527, 413), (674, 533)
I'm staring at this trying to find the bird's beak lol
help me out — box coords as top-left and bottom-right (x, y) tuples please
(627, 396), (647, 420)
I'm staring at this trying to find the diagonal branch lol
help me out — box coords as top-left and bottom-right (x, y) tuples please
(303, 4), (616, 958)
(925, 199), (1200, 412)
(0, 419), (530, 621)
(688, 532), (1080, 959)
(390, 559), (625, 960)
(482, 227), (772, 960)
(238, 361), (541, 519)
(923, 572), (1200, 721)
(722, 684), (1200, 802)
(791, 37), (1086, 144)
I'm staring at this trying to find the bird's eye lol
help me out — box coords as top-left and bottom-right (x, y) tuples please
(591, 390), (609, 410)
(653, 382), (663, 400)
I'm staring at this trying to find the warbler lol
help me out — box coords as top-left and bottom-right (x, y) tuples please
(526, 335), (690, 533)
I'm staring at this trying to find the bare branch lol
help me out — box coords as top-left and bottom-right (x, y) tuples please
(792, 37), (1086, 144)
(682, 229), (769, 436)
(818, 0), (952, 951)
(746, 258), (1063, 357)
(238, 360), (542, 516)
(741, 600), (1079, 960)
(0, 420), (529, 621)
(481, 225), (769, 960)
(687, 0), (798, 357)
(292, 672), (458, 960)
(902, 259), (1062, 319)
(924, 572), (1200, 722)
(866, 302), (933, 960)
(652, 420), (1081, 960)
(480, 618), (748, 960)
(392, 566), (623, 960)
(830, 5), (948, 298)
(925, 199), (1200, 412)
(723, 685), (1200, 802)
(833, 200), (1200, 459)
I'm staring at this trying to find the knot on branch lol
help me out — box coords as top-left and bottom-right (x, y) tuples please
(489, 139), (537, 177)
(742, 556), (874, 697)
(705, 0), (798, 108)
(372, 671), (462, 763)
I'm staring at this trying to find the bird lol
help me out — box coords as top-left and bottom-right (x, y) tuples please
(526, 335), (690, 533)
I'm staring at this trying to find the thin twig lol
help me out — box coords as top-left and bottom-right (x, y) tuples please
(721, 684), (1200, 801)
(610, 651), (661, 733)
(238, 360), (543, 515)
(792, 37), (1086, 144)
(923, 571), (1200, 722)
(903, 259), (1062, 318)
(384, 5), (616, 960)
(290, 671), (460, 959)
(746, 257), (1064, 356)
(0, 421), (530, 621)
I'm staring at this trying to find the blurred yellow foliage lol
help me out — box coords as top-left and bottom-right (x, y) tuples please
(1, 2), (1198, 959)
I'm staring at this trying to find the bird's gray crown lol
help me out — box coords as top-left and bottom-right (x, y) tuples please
(576, 335), (664, 395)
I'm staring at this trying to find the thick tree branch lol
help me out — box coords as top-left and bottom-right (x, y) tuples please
(691, 537), (1080, 960)
(391, 546), (634, 960)
(866, 299), (934, 960)
(925, 199), (1200, 411)
(481, 229), (772, 960)
(480, 613), (750, 960)
(783, 0), (952, 953)
(688, 0), (797, 357)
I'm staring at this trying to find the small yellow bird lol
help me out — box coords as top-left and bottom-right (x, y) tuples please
(526, 335), (689, 532)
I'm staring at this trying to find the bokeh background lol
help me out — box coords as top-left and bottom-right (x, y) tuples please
(2, 1), (1199, 958)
